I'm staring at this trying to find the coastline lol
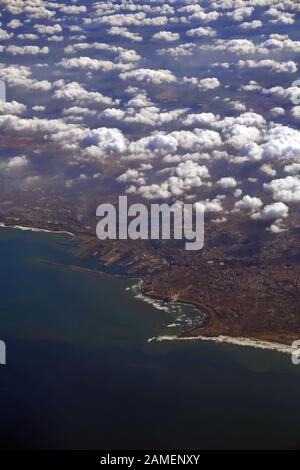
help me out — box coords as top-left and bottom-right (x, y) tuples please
(0, 221), (75, 238)
(138, 282), (294, 355)
(153, 334), (294, 355)
(0, 221), (295, 356)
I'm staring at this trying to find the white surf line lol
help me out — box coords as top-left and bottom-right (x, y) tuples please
(128, 281), (171, 312)
(130, 281), (206, 321)
(0, 221), (75, 237)
(153, 334), (294, 355)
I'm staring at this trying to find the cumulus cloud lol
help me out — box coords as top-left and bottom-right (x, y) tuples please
(152, 31), (179, 42)
(82, 128), (128, 159)
(240, 20), (262, 30)
(59, 56), (132, 73)
(34, 24), (62, 35)
(217, 177), (237, 189)
(4, 155), (28, 170)
(0, 65), (52, 92)
(264, 176), (300, 203)
(131, 129), (222, 155)
(107, 26), (143, 42)
(119, 68), (177, 85)
(186, 27), (216, 38)
(0, 101), (26, 115)
(251, 202), (289, 221)
(53, 82), (117, 107)
(183, 113), (219, 127)
(235, 195), (263, 211)
(117, 168), (145, 185)
(237, 59), (297, 74)
(262, 127), (300, 162)
(5, 45), (49, 55)
(59, 5), (87, 14)
(0, 0), (299, 233)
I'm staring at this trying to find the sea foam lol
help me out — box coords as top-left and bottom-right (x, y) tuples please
(153, 334), (293, 355)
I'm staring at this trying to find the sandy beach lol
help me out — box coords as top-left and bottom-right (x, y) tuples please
(154, 334), (294, 355)
(0, 222), (75, 238)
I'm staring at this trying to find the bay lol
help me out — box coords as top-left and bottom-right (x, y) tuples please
(0, 227), (299, 450)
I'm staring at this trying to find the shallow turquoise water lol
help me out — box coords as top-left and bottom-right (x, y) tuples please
(0, 226), (300, 450)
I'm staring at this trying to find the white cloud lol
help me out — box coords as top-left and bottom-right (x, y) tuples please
(217, 177), (237, 188)
(186, 27), (216, 38)
(0, 101), (26, 115)
(183, 113), (219, 127)
(238, 59), (297, 74)
(59, 56), (132, 73)
(262, 126), (300, 162)
(5, 155), (28, 170)
(251, 202), (289, 221)
(34, 24), (62, 35)
(117, 168), (145, 185)
(5, 45), (49, 55)
(107, 26), (143, 42)
(264, 176), (300, 203)
(152, 31), (179, 42)
(120, 68), (177, 85)
(82, 128), (128, 159)
(240, 20), (262, 29)
(53, 82), (116, 107)
(235, 195), (263, 211)
(59, 5), (87, 14)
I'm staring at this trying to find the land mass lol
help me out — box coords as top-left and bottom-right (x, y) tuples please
(1, 194), (300, 347)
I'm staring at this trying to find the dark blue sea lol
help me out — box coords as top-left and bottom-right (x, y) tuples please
(0, 226), (300, 450)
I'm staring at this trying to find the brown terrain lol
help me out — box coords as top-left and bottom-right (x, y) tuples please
(1, 191), (300, 346)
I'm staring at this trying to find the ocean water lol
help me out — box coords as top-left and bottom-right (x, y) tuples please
(0, 226), (300, 450)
